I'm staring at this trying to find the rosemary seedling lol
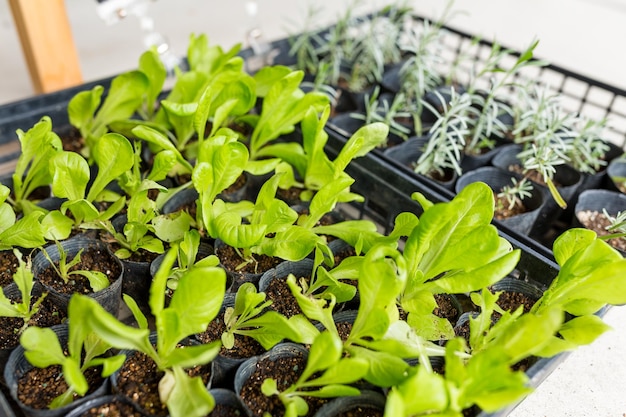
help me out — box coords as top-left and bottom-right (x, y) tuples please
(496, 177), (533, 211)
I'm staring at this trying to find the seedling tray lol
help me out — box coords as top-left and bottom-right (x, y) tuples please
(0, 11), (620, 416)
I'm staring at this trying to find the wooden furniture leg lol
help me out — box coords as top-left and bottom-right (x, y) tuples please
(8, 0), (83, 94)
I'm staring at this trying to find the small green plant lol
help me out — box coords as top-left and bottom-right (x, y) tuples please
(221, 282), (315, 350)
(259, 105), (388, 203)
(464, 39), (546, 156)
(50, 133), (134, 228)
(245, 67), (329, 163)
(202, 171), (325, 272)
(350, 86), (412, 142)
(19, 298), (126, 409)
(68, 70), (149, 156)
(40, 241), (110, 292)
(75, 245), (229, 417)
(260, 331), (369, 417)
(415, 88), (475, 177)
(496, 177), (533, 211)
(398, 182), (521, 341)
(163, 229), (219, 292)
(8, 116), (63, 214)
(601, 209), (626, 242)
(564, 117), (612, 175)
(0, 249), (48, 334)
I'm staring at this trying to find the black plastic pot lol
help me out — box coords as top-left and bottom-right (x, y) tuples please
(383, 135), (458, 191)
(573, 189), (626, 255)
(209, 388), (247, 416)
(31, 235), (124, 316)
(0, 282), (67, 384)
(4, 324), (110, 417)
(312, 390), (386, 416)
(606, 157), (626, 194)
(64, 394), (148, 417)
(111, 333), (216, 417)
(234, 342), (309, 417)
(456, 166), (545, 236)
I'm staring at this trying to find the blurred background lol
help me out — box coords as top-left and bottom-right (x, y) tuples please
(1, 1), (625, 416)
(2, 0), (626, 105)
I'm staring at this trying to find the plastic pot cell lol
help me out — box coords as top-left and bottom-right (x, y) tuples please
(573, 189), (626, 255)
(4, 325), (110, 417)
(31, 235), (124, 316)
(456, 166), (545, 236)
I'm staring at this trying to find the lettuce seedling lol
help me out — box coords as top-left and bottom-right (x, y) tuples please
(530, 228), (626, 357)
(245, 67), (329, 162)
(256, 105), (388, 203)
(0, 249), (47, 334)
(68, 70), (149, 156)
(260, 331), (369, 417)
(93, 189), (189, 260)
(40, 240), (110, 292)
(19, 297), (126, 409)
(50, 133), (133, 228)
(0, 184), (48, 250)
(221, 282), (316, 350)
(9, 116), (62, 214)
(73, 245), (227, 417)
(204, 171), (325, 269)
(400, 182), (521, 341)
(164, 229), (219, 292)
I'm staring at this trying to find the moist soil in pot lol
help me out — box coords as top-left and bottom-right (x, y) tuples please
(0, 295), (67, 350)
(17, 364), (104, 410)
(0, 250), (19, 287)
(37, 244), (122, 295)
(576, 209), (626, 252)
(115, 350), (212, 417)
(493, 193), (530, 220)
(216, 245), (282, 277)
(239, 350), (327, 417)
(335, 406), (383, 417)
(196, 310), (266, 359)
(264, 274), (352, 319)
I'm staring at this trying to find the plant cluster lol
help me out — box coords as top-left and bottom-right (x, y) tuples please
(2, 3), (626, 417)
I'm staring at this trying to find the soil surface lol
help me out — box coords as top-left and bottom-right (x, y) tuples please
(77, 398), (146, 417)
(0, 293), (67, 349)
(239, 351), (327, 417)
(0, 250), (20, 287)
(493, 193), (529, 220)
(17, 364), (104, 410)
(577, 209), (626, 252)
(216, 244), (282, 278)
(115, 349), (212, 416)
(37, 245), (121, 294)
(196, 310), (266, 359)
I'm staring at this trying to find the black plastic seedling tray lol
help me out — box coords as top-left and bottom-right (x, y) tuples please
(0, 10), (622, 417)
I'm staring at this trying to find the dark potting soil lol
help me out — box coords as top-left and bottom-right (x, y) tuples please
(37, 246), (121, 295)
(0, 294), (67, 349)
(0, 250), (20, 287)
(433, 293), (460, 323)
(494, 290), (536, 315)
(77, 399), (146, 417)
(216, 245), (282, 276)
(239, 352), (327, 417)
(264, 276), (303, 318)
(58, 126), (85, 153)
(116, 350), (212, 416)
(493, 193), (529, 220)
(209, 402), (245, 417)
(197, 311), (266, 359)
(276, 186), (305, 205)
(577, 209), (626, 252)
(17, 364), (104, 410)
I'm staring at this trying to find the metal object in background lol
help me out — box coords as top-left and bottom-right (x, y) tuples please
(95, 0), (182, 72)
